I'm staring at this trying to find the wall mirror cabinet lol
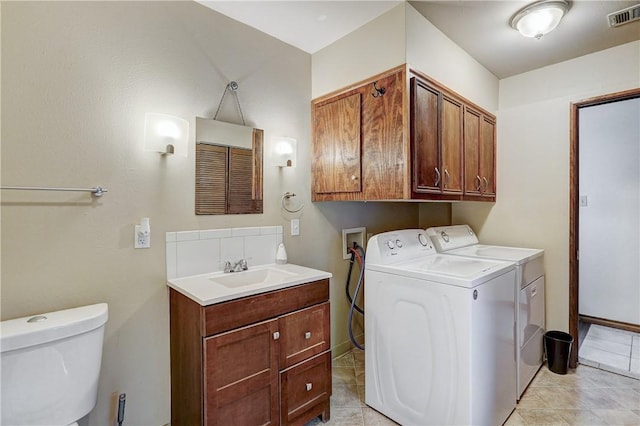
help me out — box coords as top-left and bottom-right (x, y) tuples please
(195, 117), (263, 215)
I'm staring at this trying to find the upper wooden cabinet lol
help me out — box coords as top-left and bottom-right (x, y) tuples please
(312, 66), (407, 201)
(411, 77), (464, 198)
(312, 93), (362, 194)
(311, 65), (496, 202)
(463, 106), (496, 199)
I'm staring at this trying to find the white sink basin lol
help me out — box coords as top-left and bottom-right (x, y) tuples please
(210, 267), (299, 288)
(168, 263), (332, 305)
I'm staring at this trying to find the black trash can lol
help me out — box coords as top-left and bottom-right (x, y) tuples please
(544, 330), (573, 375)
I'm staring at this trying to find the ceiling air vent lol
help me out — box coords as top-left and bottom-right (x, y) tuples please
(607, 4), (640, 27)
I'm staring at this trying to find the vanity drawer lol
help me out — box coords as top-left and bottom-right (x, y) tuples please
(279, 302), (330, 368)
(203, 279), (329, 336)
(280, 351), (331, 425)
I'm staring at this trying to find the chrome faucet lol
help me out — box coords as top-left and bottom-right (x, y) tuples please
(224, 259), (248, 273)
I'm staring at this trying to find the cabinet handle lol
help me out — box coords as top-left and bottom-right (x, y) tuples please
(444, 169), (450, 188)
(476, 175), (482, 191)
(350, 175), (357, 181)
(273, 331), (280, 340)
(483, 177), (488, 192)
(306, 383), (313, 392)
(434, 168), (441, 187)
(305, 331), (312, 340)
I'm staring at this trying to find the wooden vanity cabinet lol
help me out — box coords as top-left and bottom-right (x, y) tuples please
(170, 279), (331, 426)
(311, 66), (408, 201)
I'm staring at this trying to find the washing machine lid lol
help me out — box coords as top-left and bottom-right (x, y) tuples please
(446, 244), (544, 265)
(366, 254), (514, 288)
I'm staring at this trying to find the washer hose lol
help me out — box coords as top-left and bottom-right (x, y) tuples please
(346, 243), (365, 350)
(346, 242), (364, 314)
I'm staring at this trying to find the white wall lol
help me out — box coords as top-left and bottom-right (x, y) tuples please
(453, 41), (640, 333)
(579, 98), (640, 325)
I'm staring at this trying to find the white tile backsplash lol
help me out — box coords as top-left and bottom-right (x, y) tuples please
(245, 234), (278, 267)
(259, 226), (279, 235)
(176, 231), (199, 242)
(220, 237), (245, 265)
(166, 242), (177, 279)
(166, 226), (283, 279)
(231, 227), (261, 237)
(177, 238), (220, 277)
(200, 229), (232, 240)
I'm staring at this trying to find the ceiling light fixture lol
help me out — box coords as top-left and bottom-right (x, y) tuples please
(511, 0), (569, 39)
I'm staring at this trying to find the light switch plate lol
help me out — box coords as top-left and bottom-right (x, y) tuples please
(579, 195), (588, 207)
(291, 219), (300, 236)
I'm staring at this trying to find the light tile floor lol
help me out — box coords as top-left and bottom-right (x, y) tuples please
(579, 324), (640, 379)
(308, 349), (640, 426)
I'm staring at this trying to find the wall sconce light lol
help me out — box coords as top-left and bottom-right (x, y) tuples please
(511, 0), (569, 39)
(143, 112), (189, 157)
(271, 137), (297, 167)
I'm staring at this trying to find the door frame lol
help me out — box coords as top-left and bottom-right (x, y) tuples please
(568, 87), (640, 367)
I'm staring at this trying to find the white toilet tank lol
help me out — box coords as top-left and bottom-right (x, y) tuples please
(1, 303), (108, 426)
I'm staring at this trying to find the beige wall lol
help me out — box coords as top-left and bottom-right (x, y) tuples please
(311, 3), (500, 113)
(405, 4), (499, 112)
(452, 41), (640, 333)
(0, 2), (425, 425)
(311, 3), (406, 99)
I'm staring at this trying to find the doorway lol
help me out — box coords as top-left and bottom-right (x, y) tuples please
(569, 88), (640, 369)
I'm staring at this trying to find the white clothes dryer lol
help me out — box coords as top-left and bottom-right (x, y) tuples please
(426, 224), (545, 399)
(364, 229), (516, 426)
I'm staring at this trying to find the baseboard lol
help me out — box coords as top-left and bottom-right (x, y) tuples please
(331, 333), (364, 359)
(579, 314), (640, 334)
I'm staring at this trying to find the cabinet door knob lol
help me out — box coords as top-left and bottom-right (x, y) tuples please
(305, 331), (312, 340)
(306, 383), (313, 391)
(483, 177), (488, 192)
(476, 175), (481, 191)
(434, 167), (441, 187)
(273, 331), (280, 340)
(443, 169), (450, 188)
(351, 175), (357, 181)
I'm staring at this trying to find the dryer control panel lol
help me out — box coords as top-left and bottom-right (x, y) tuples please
(426, 224), (479, 252)
(366, 229), (436, 265)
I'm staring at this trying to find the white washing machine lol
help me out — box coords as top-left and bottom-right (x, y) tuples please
(426, 225), (545, 399)
(365, 229), (516, 426)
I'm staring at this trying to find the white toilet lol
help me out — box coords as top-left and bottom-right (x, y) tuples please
(1, 303), (108, 426)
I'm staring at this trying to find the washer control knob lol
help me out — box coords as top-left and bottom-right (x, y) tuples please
(395, 239), (403, 248)
(468, 228), (474, 236)
(386, 240), (395, 249)
(418, 233), (429, 246)
(441, 231), (450, 243)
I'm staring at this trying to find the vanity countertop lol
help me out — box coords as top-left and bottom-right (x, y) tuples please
(167, 263), (332, 306)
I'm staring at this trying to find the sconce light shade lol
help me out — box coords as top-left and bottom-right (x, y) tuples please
(271, 137), (297, 167)
(511, 0), (569, 39)
(144, 113), (189, 157)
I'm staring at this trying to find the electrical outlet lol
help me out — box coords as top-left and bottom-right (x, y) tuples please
(134, 225), (150, 249)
